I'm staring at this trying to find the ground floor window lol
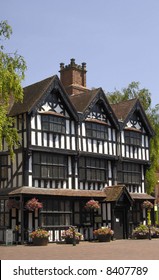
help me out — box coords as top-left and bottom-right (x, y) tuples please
(41, 199), (72, 226)
(0, 199), (9, 227)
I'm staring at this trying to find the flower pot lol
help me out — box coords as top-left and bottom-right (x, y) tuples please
(32, 237), (48, 246)
(65, 237), (79, 244)
(135, 234), (149, 240)
(97, 234), (111, 242)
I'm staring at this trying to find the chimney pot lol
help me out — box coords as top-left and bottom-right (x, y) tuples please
(70, 58), (75, 66)
(82, 62), (86, 70)
(60, 63), (65, 70)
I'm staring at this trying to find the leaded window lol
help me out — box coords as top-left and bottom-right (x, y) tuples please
(41, 199), (71, 226)
(33, 152), (67, 179)
(125, 130), (142, 146)
(118, 162), (141, 185)
(79, 157), (107, 182)
(86, 122), (108, 140)
(0, 155), (8, 180)
(0, 200), (9, 227)
(41, 115), (66, 133)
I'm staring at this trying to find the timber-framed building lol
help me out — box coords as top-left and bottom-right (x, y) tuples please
(0, 59), (155, 243)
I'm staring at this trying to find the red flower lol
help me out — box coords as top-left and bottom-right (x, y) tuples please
(84, 199), (100, 210)
(25, 198), (43, 211)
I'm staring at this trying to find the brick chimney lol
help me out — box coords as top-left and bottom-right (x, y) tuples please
(59, 58), (87, 95)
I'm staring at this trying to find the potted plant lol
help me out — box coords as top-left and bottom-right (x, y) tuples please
(29, 228), (50, 246)
(93, 227), (114, 242)
(61, 227), (83, 244)
(25, 198), (43, 211)
(150, 226), (159, 238)
(132, 224), (149, 239)
(84, 199), (100, 210)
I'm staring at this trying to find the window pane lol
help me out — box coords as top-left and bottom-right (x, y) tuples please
(65, 214), (71, 225)
(65, 201), (70, 211)
(33, 165), (40, 177)
(41, 166), (48, 177)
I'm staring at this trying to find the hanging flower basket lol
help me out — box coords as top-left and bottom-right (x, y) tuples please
(84, 199), (100, 210)
(25, 198), (43, 211)
(7, 199), (20, 210)
(142, 200), (153, 209)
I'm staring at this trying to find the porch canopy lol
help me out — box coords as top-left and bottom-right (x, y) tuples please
(0, 186), (107, 199)
(103, 185), (134, 205)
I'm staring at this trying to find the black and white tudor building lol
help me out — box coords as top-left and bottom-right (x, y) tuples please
(0, 59), (155, 243)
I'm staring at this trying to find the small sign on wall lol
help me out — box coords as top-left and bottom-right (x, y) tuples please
(95, 216), (102, 223)
(6, 229), (13, 245)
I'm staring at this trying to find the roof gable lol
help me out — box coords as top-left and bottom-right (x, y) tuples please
(9, 75), (78, 120)
(70, 88), (119, 128)
(104, 185), (133, 205)
(111, 99), (154, 136)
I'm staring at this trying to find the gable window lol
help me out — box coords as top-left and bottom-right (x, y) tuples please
(33, 152), (67, 179)
(0, 155), (8, 180)
(86, 122), (108, 140)
(118, 162), (141, 185)
(125, 130), (142, 146)
(79, 157), (107, 182)
(41, 115), (66, 134)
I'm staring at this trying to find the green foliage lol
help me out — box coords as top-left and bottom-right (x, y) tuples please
(107, 81), (159, 194)
(0, 20), (26, 158)
(107, 81), (151, 111)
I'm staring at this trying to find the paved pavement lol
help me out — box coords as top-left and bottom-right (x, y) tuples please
(0, 239), (159, 260)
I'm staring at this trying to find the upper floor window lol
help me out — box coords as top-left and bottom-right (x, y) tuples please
(0, 155), (8, 180)
(86, 121), (108, 140)
(118, 162), (141, 185)
(125, 130), (142, 146)
(33, 152), (67, 180)
(41, 115), (66, 134)
(79, 156), (107, 182)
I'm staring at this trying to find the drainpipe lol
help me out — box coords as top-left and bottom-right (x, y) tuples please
(20, 194), (24, 244)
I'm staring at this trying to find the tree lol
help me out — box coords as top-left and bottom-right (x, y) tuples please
(107, 82), (159, 194)
(0, 20), (27, 158)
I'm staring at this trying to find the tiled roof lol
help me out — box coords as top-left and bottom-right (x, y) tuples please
(9, 76), (56, 116)
(110, 98), (137, 121)
(70, 89), (99, 113)
(130, 193), (155, 200)
(104, 185), (129, 202)
(1, 186), (107, 198)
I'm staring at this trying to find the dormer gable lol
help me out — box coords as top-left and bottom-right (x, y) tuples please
(70, 88), (119, 129)
(111, 98), (154, 136)
(9, 75), (78, 121)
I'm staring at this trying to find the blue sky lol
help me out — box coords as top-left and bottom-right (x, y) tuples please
(1, 0), (159, 107)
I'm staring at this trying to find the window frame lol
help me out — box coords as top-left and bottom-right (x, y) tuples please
(0, 155), (8, 180)
(40, 199), (72, 226)
(79, 157), (108, 183)
(41, 114), (66, 134)
(118, 162), (141, 185)
(33, 152), (67, 180)
(86, 121), (108, 140)
(125, 129), (142, 147)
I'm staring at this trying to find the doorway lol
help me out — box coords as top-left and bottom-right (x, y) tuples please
(113, 209), (125, 239)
